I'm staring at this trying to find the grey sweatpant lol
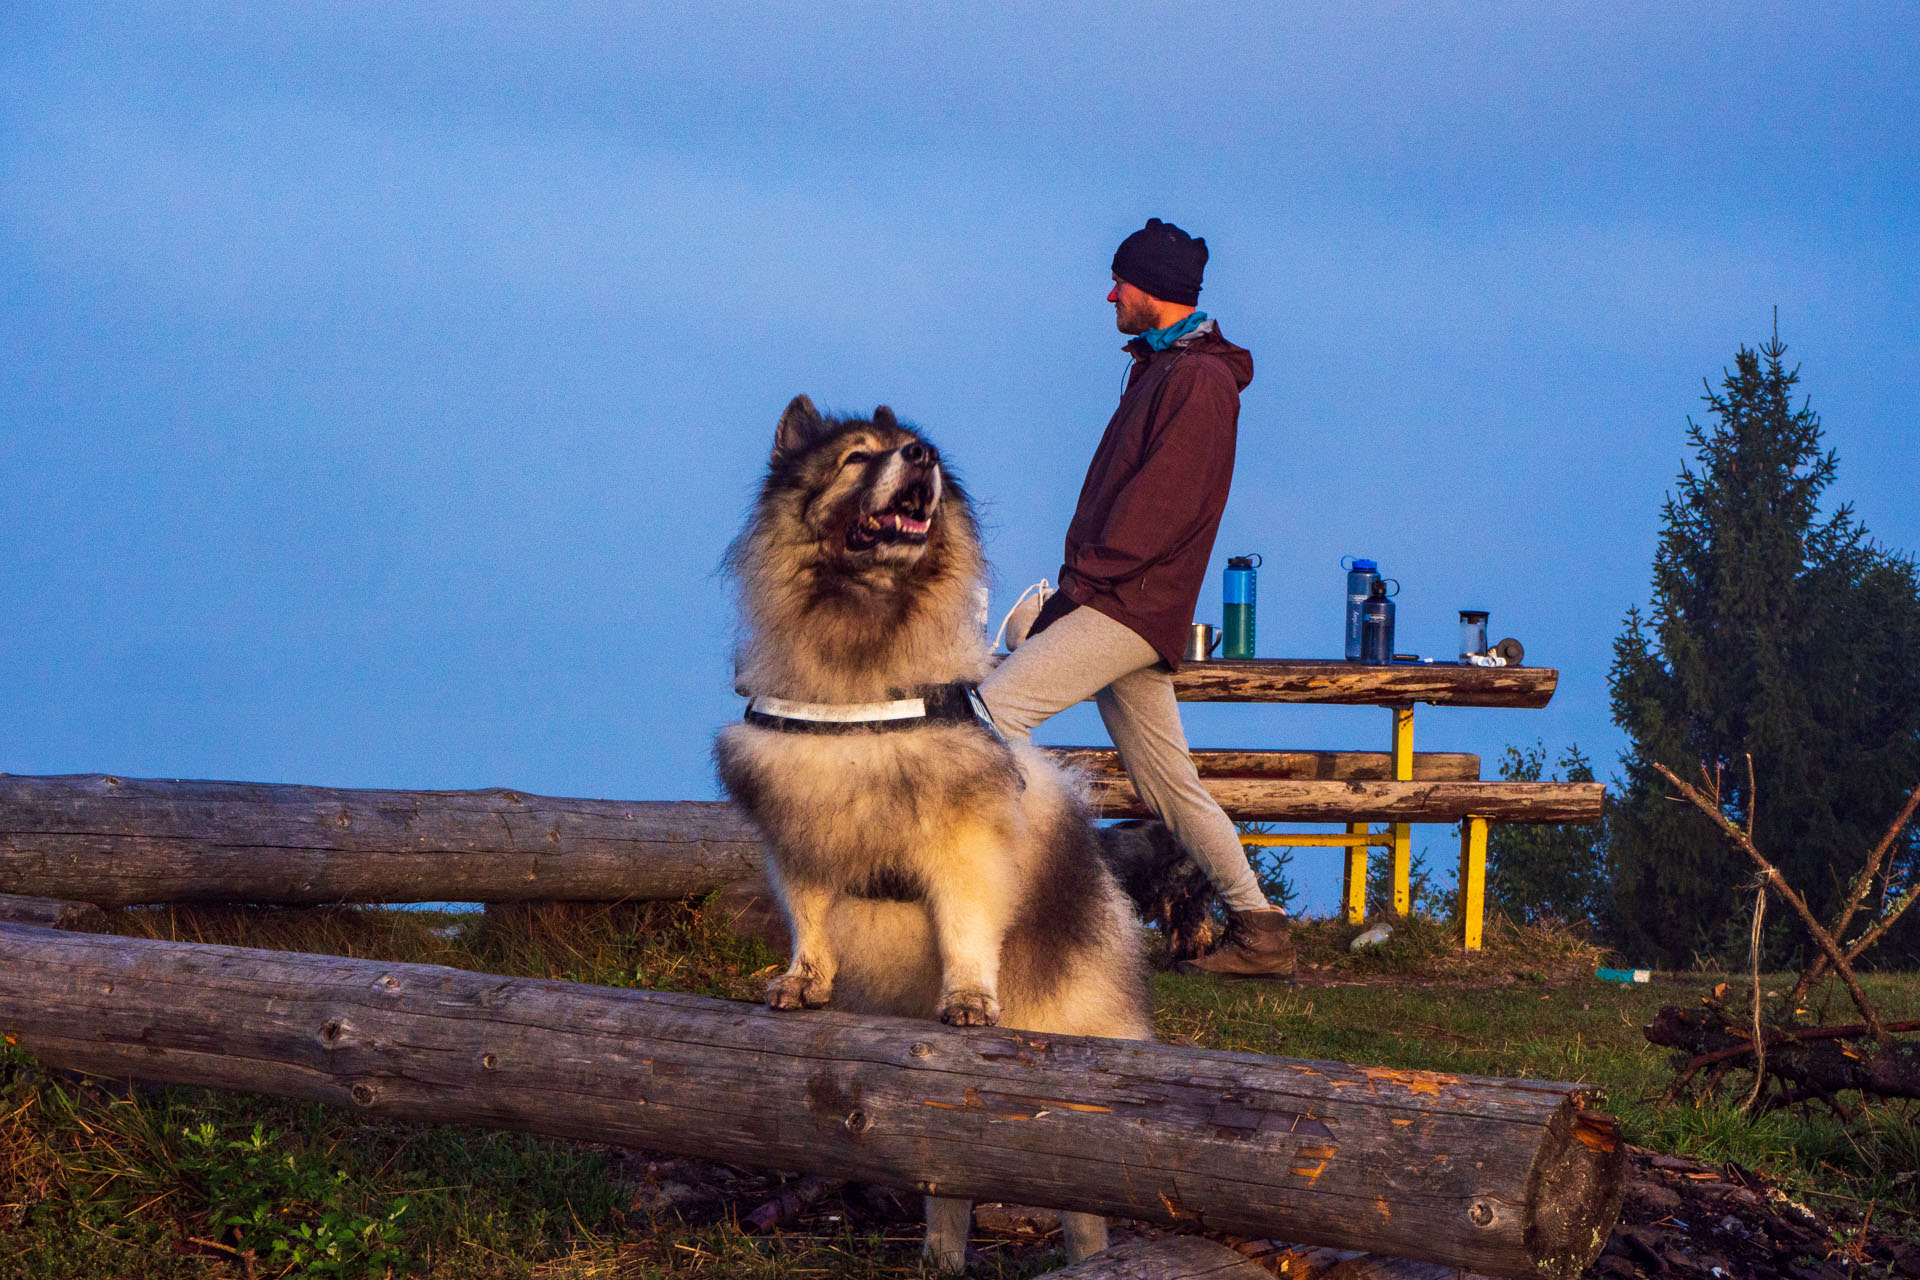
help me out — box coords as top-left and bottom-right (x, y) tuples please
(979, 604), (1269, 914)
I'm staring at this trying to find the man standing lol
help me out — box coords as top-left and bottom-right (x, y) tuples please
(979, 218), (1295, 979)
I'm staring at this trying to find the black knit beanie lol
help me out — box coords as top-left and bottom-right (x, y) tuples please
(1110, 218), (1207, 306)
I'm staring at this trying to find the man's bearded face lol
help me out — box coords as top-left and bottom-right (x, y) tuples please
(1108, 277), (1163, 335)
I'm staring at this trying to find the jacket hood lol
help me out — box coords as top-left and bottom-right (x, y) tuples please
(1128, 318), (1253, 391)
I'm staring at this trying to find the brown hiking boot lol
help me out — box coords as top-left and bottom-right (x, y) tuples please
(1179, 907), (1297, 979)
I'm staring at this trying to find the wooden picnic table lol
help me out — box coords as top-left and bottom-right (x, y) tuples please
(1048, 657), (1599, 949)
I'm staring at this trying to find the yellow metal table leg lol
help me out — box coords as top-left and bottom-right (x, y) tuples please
(1391, 705), (1414, 778)
(1342, 823), (1368, 924)
(1391, 823), (1411, 917)
(1390, 706), (1414, 918)
(1459, 816), (1488, 950)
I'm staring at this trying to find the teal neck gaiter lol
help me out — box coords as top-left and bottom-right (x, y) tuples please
(1140, 311), (1208, 352)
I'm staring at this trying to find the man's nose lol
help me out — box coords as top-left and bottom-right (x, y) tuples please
(1106, 286), (1120, 303)
(900, 440), (936, 467)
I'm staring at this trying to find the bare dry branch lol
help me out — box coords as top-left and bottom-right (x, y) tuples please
(1743, 883), (1767, 1113)
(1744, 753), (1757, 841)
(1786, 779), (1920, 1008)
(1652, 762), (1886, 1042)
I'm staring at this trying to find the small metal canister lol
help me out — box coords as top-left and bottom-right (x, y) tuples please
(1185, 623), (1222, 662)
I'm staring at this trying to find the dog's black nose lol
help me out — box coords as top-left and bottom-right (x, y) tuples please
(899, 440), (936, 467)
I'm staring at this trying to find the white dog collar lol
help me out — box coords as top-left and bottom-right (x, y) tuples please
(749, 693), (929, 723)
(742, 682), (1002, 740)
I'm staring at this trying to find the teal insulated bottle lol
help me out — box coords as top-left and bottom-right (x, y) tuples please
(1222, 554), (1259, 658)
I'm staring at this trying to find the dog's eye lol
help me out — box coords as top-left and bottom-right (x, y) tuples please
(841, 451), (872, 468)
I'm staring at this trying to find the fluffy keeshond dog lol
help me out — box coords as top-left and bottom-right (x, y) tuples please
(715, 396), (1151, 1270)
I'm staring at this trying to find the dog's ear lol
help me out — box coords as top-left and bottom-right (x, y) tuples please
(774, 395), (828, 460)
(872, 405), (898, 430)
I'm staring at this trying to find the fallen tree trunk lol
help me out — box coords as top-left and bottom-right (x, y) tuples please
(0, 923), (1621, 1279)
(1644, 1006), (1920, 1104)
(0, 773), (1599, 908)
(0, 773), (762, 907)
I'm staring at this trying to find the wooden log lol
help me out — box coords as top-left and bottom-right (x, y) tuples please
(1048, 748), (1481, 782)
(1085, 780), (1605, 824)
(0, 892), (107, 931)
(0, 773), (762, 907)
(1166, 661), (1557, 709)
(0, 922), (1622, 1279)
(0, 771), (1600, 909)
(1037, 1236), (1275, 1279)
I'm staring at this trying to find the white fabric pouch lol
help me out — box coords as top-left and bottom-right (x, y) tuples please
(993, 579), (1054, 652)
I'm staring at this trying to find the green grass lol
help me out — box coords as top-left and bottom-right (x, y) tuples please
(3, 901), (1916, 1277)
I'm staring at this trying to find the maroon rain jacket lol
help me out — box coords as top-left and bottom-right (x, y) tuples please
(1031, 319), (1254, 670)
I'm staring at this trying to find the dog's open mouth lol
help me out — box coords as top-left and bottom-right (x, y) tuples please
(846, 489), (935, 551)
(847, 506), (931, 550)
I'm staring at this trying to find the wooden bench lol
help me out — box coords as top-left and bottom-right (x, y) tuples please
(1028, 658), (1598, 948)
(1051, 746), (1598, 823)
(1048, 746), (1482, 782)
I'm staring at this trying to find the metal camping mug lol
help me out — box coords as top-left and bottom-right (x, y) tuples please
(1185, 623), (1222, 662)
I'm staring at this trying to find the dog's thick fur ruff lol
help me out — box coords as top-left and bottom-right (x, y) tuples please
(715, 397), (1151, 1268)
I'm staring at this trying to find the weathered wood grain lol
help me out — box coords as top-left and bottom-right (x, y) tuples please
(0, 922), (1622, 1278)
(1037, 1236), (1276, 1278)
(1084, 780), (1604, 824)
(1166, 661), (1557, 708)
(0, 773), (763, 907)
(0, 893), (107, 931)
(1320, 1255), (1475, 1280)
(984, 657), (1555, 707)
(1048, 748), (1481, 782)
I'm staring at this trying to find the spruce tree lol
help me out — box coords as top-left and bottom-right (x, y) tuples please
(1607, 336), (1920, 968)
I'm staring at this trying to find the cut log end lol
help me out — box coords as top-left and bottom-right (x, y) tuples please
(1522, 1100), (1626, 1279)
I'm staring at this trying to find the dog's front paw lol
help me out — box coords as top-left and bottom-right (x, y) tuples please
(766, 967), (832, 1010)
(938, 989), (1000, 1027)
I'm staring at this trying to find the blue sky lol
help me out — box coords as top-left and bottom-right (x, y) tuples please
(5, 5), (1917, 907)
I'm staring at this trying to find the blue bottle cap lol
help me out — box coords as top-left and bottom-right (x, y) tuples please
(1349, 558), (1377, 572)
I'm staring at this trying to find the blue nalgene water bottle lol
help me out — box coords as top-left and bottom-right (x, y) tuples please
(1344, 557), (1379, 661)
(1222, 554), (1260, 658)
(1360, 577), (1396, 664)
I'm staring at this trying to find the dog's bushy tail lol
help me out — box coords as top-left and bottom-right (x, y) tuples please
(1095, 820), (1219, 967)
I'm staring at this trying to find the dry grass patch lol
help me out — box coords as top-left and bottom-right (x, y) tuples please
(1289, 911), (1608, 986)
